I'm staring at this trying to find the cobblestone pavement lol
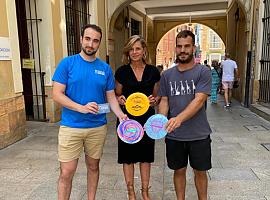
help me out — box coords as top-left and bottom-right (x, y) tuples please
(0, 97), (270, 200)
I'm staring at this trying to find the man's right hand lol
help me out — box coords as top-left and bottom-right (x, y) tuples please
(78, 102), (98, 114)
(165, 116), (182, 133)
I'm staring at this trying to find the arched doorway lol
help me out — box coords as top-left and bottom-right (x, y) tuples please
(107, 0), (249, 104)
(108, 13), (227, 70)
(156, 23), (226, 70)
(107, 0), (229, 70)
(226, 0), (248, 104)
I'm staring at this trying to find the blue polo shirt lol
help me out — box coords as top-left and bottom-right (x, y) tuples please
(52, 54), (115, 128)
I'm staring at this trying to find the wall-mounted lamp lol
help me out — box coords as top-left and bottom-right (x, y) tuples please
(234, 8), (239, 21)
(125, 17), (130, 29)
(188, 13), (192, 26)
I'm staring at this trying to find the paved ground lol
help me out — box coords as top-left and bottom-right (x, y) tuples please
(0, 96), (270, 200)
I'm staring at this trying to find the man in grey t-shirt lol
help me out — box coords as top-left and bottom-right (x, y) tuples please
(158, 30), (212, 200)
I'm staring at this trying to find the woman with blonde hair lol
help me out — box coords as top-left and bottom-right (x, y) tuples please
(115, 35), (160, 200)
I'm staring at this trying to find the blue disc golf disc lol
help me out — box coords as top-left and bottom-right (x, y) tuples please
(144, 114), (168, 139)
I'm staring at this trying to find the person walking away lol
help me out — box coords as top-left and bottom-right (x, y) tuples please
(158, 30), (212, 200)
(221, 53), (239, 108)
(203, 59), (211, 109)
(115, 35), (160, 200)
(52, 24), (127, 200)
(210, 60), (220, 104)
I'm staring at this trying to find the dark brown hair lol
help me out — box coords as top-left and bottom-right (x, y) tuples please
(81, 24), (102, 39)
(176, 30), (195, 45)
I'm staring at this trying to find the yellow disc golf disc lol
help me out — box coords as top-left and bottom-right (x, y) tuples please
(126, 92), (150, 116)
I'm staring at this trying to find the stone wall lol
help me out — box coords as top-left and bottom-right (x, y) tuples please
(0, 95), (27, 149)
(45, 86), (61, 123)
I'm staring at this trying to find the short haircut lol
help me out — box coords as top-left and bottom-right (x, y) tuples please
(225, 53), (230, 58)
(176, 30), (195, 45)
(81, 24), (102, 39)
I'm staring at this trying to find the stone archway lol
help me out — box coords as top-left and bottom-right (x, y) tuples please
(107, 0), (250, 84)
(107, 1), (135, 70)
(154, 18), (227, 46)
(108, 0), (251, 32)
(148, 17), (227, 66)
(108, 15), (227, 69)
(155, 23), (226, 69)
(227, 0), (248, 103)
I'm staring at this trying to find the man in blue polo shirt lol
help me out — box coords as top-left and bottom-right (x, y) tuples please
(52, 24), (127, 200)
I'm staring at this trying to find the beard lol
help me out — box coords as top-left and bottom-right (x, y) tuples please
(82, 46), (97, 56)
(176, 52), (194, 64)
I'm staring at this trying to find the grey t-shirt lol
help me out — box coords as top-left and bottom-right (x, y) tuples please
(159, 64), (212, 141)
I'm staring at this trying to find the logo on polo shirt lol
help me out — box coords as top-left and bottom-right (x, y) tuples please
(95, 69), (105, 76)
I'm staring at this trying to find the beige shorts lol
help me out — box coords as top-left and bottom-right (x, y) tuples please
(58, 125), (107, 162)
(222, 81), (234, 89)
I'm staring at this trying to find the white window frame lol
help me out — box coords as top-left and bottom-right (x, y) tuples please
(209, 53), (221, 64)
(209, 30), (222, 49)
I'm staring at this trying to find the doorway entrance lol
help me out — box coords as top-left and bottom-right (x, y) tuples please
(15, 0), (47, 121)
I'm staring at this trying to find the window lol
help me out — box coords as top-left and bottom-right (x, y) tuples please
(209, 30), (221, 49)
(131, 18), (141, 36)
(65, 0), (91, 55)
(209, 53), (221, 63)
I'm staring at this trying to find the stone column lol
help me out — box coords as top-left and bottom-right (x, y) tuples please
(45, 0), (66, 122)
(0, 0), (26, 149)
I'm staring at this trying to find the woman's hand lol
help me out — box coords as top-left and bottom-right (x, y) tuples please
(117, 95), (126, 106)
(148, 95), (159, 106)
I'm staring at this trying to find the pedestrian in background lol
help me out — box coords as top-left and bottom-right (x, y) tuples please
(221, 53), (239, 108)
(210, 60), (220, 104)
(204, 59), (210, 69)
(158, 30), (212, 200)
(203, 59), (211, 109)
(52, 24), (127, 200)
(115, 35), (160, 200)
(156, 64), (164, 74)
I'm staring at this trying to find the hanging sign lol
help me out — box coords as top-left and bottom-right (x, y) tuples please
(0, 37), (12, 60)
(22, 59), (35, 69)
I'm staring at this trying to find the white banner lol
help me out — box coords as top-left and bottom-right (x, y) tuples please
(0, 37), (12, 60)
